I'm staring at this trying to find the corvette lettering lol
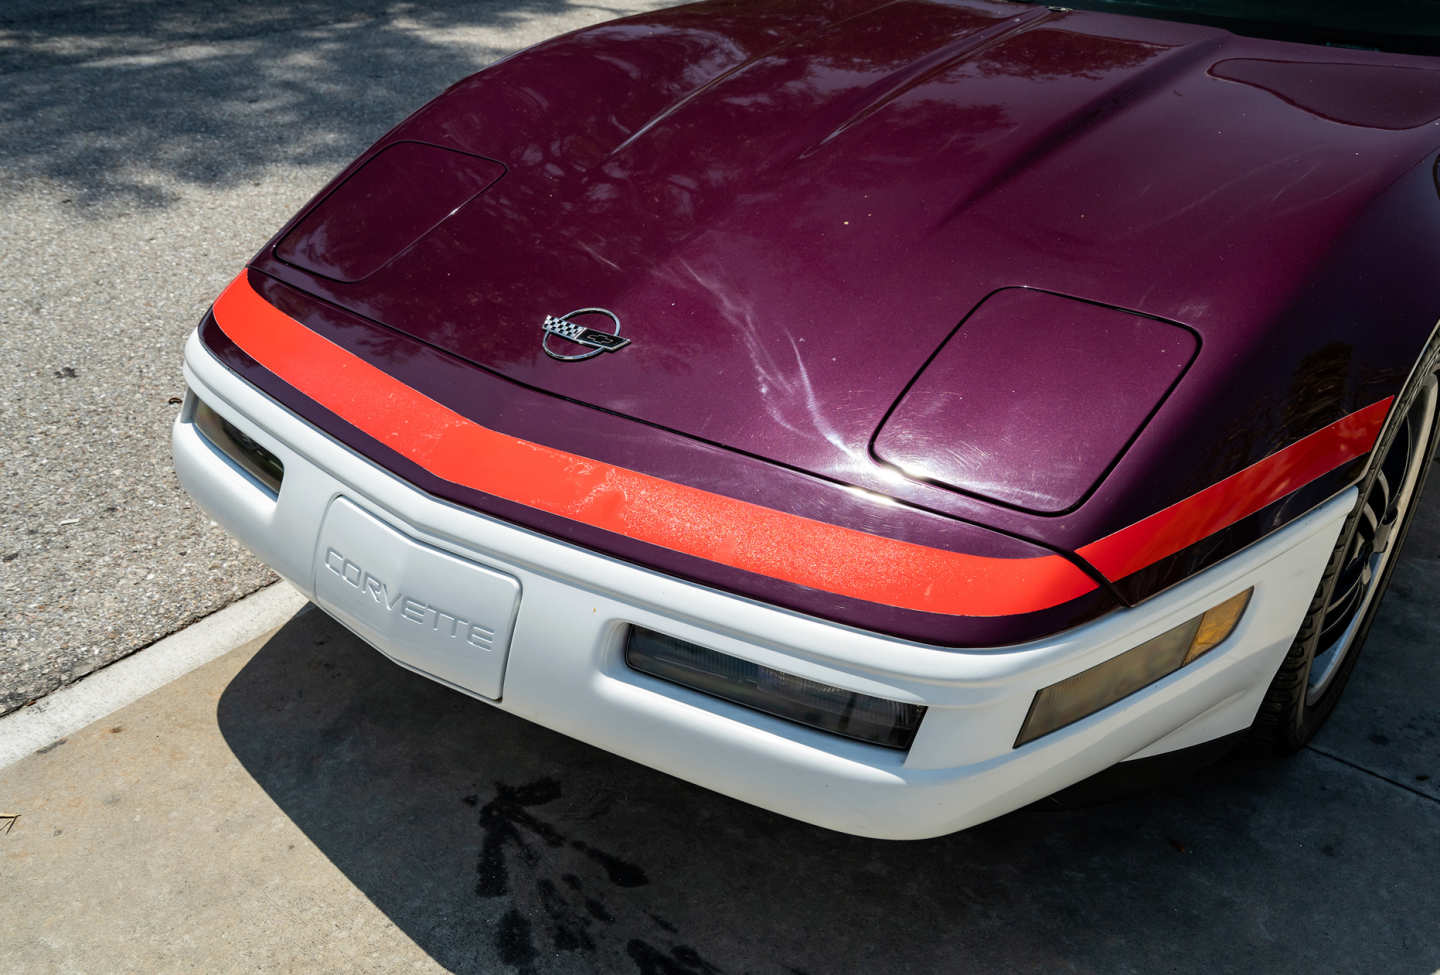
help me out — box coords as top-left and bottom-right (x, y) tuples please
(322, 547), (495, 650)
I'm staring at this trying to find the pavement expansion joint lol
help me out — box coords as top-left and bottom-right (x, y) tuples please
(1304, 743), (1440, 805)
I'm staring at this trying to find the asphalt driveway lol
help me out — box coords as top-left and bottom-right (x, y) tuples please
(0, 0), (670, 715)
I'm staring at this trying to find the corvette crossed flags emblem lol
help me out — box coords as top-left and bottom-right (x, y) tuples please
(541, 308), (631, 362)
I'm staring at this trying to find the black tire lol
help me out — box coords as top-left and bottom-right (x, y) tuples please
(1252, 347), (1440, 752)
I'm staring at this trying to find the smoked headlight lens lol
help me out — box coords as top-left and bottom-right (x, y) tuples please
(1015, 588), (1253, 747)
(192, 397), (284, 495)
(625, 626), (925, 750)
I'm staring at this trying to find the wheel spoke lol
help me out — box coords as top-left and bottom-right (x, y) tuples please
(1324, 568), (1365, 622)
(1307, 376), (1437, 706)
(1370, 467), (1392, 519)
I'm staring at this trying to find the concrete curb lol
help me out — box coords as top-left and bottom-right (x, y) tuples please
(0, 582), (309, 770)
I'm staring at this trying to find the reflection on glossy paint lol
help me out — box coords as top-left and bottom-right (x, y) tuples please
(246, 0), (1440, 605)
(971, 27), (1170, 81)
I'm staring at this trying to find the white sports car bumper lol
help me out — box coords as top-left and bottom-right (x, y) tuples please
(174, 331), (1353, 839)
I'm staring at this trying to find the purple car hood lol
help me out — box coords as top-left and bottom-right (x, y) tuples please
(253, 0), (1440, 518)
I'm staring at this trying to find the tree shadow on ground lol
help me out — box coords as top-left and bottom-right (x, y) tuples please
(0, 0), (644, 212)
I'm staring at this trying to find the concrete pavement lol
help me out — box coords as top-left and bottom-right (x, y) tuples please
(0, 581), (307, 769)
(2, 492), (1437, 973)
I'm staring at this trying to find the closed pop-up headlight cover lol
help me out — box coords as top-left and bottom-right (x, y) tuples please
(873, 289), (1198, 514)
(274, 141), (506, 282)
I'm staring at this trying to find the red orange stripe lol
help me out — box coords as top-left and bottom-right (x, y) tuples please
(1077, 397), (1390, 581)
(211, 272), (1099, 617)
(211, 272), (1391, 613)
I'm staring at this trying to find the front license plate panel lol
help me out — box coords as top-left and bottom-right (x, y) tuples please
(313, 497), (519, 699)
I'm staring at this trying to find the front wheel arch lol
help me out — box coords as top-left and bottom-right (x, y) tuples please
(1252, 342), (1440, 751)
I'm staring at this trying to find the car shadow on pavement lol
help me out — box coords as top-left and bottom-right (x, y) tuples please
(217, 595), (1440, 974)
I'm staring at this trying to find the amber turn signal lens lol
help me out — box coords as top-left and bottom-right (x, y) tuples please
(1015, 588), (1254, 747)
(1185, 589), (1253, 665)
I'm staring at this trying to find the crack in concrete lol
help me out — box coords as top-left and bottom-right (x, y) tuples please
(1305, 743), (1440, 805)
